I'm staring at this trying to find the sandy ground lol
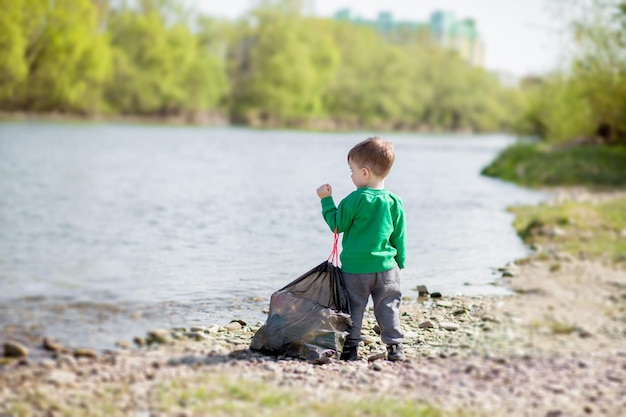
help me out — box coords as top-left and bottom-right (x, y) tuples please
(1, 192), (625, 416)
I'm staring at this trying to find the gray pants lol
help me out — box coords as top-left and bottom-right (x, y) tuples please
(342, 267), (404, 347)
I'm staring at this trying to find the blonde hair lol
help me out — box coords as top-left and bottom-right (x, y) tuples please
(347, 136), (395, 177)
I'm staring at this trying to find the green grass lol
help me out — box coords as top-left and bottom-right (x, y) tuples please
(150, 373), (444, 417)
(482, 143), (626, 187)
(509, 197), (626, 262)
(3, 371), (481, 417)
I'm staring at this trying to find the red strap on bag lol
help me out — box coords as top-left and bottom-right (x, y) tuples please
(327, 228), (339, 266)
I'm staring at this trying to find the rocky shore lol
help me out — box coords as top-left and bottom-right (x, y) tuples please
(2, 192), (625, 416)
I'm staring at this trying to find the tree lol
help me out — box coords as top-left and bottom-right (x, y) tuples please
(518, 0), (626, 144)
(0, 0), (28, 108)
(230, 6), (339, 126)
(1, 0), (112, 113)
(105, 5), (228, 116)
(570, 0), (626, 144)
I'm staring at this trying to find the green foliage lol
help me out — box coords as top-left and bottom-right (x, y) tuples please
(105, 9), (228, 115)
(105, 10), (162, 114)
(0, 0), (28, 106)
(515, 0), (626, 144)
(0, 0), (112, 113)
(0, 0), (519, 128)
(326, 21), (510, 131)
(517, 76), (595, 143)
(230, 8), (339, 126)
(482, 142), (626, 187)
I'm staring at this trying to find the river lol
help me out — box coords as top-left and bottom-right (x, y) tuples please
(0, 122), (547, 350)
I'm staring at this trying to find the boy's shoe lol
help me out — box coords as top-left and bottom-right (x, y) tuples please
(340, 345), (359, 361)
(386, 344), (406, 362)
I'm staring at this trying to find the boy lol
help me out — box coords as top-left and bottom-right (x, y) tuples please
(316, 136), (406, 362)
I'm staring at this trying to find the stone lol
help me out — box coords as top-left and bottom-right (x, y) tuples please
(3, 341), (28, 358)
(481, 315), (499, 323)
(73, 349), (98, 359)
(146, 329), (171, 345)
(43, 338), (66, 353)
(56, 354), (77, 369)
(430, 292), (442, 299)
(185, 332), (207, 341)
(46, 370), (78, 386)
(207, 325), (222, 334)
(439, 322), (460, 331)
(549, 227), (567, 237)
(190, 326), (208, 332)
(414, 285), (429, 296)
(606, 372), (624, 383)
(418, 321), (435, 329)
(115, 340), (130, 349)
(362, 335), (378, 345)
(225, 321), (242, 331)
(367, 352), (386, 362)
(0, 357), (16, 366)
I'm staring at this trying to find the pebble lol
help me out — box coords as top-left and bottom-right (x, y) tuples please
(362, 336), (378, 345)
(73, 349), (98, 359)
(184, 332), (207, 341)
(3, 341), (28, 358)
(115, 340), (130, 349)
(190, 326), (208, 332)
(368, 353), (386, 362)
(45, 370), (77, 386)
(43, 338), (66, 353)
(439, 322), (460, 331)
(372, 362), (384, 371)
(225, 322), (243, 331)
(56, 354), (77, 369)
(415, 285), (429, 296)
(146, 330), (170, 345)
(207, 325), (222, 334)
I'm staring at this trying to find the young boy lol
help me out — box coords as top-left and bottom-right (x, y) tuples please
(316, 136), (406, 362)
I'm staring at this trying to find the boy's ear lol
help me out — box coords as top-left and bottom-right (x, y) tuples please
(362, 167), (371, 178)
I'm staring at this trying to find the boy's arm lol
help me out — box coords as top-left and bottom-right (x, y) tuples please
(320, 195), (354, 233)
(390, 199), (406, 269)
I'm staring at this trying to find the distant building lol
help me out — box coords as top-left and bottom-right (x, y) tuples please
(333, 9), (485, 67)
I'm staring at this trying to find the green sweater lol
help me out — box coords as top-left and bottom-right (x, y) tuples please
(320, 188), (406, 274)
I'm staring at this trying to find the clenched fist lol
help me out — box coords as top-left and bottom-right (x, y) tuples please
(316, 183), (332, 199)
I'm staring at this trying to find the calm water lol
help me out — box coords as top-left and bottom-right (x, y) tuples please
(0, 122), (547, 350)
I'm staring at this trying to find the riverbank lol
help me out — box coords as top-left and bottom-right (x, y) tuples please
(0, 111), (480, 134)
(0, 111), (230, 127)
(2, 189), (625, 416)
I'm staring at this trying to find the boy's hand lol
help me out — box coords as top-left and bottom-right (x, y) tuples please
(316, 184), (332, 199)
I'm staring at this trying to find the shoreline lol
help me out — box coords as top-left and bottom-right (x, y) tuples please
(0, 111), (487, 134)
(2, 189), (625, 416)
(0, 110), (230, 127)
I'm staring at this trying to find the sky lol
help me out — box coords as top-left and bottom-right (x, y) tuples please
(192, 0), (569, 78)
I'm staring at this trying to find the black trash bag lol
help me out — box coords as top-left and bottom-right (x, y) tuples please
(250, 260), (351, 360)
